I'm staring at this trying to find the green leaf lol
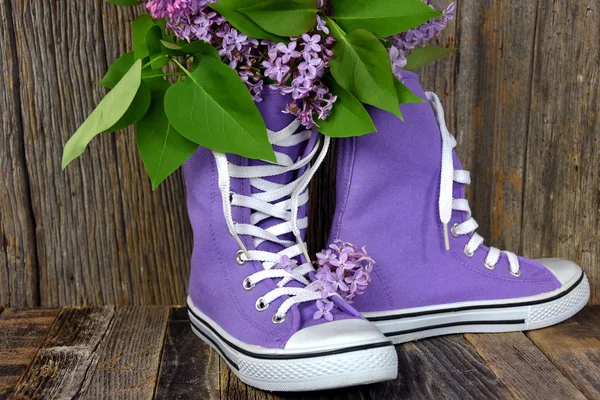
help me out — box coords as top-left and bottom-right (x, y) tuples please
(330, 0), (442, 37)
(62, 60), (142, 169)
(160, 39), (220, 59)
(316, 77), (376, 138)
(136, 81), (198, 189)
(210, 0), (283, 41)
(146, 25), (169, 69)
(106, 0), (140, 6)
(240, 0), (318, 37)
(132, 14), (156, 60)
(329, 26), (401, 119)
(105, 81), (152, 132)
(100, 52), (135, 89)
(165, 56), (276, 162)
(394, 79), (423, 106)
(405, 46), (456, 71)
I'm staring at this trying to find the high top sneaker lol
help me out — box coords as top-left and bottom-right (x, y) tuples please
(330, 72), (590, 344)
(183, 90), (398, 391)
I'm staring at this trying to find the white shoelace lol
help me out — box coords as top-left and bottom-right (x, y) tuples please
(427, 92), (521, 276)
(214, 120), (335, 323)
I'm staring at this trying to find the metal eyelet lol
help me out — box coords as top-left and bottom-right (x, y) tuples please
(272, 313), (286, 324)
(464, 245), (475, 258)
(510, 270), (522, 278)
(236, 250), (247, 265)
(484, 261), (496, 270)
(229, 191), (235, 203)
(451, 223), (460, 238)
(243, 277), (255, 290)
(255, 297), (269, 311)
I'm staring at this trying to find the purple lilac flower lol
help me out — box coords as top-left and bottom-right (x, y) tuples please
(388, 1), (455, 80)
(274, 255), (297, 273)
(313, 239), (376, 303)
(311, 279), (334, 299)
(313, 300), (334, 321)
(316, 249), (336, 266)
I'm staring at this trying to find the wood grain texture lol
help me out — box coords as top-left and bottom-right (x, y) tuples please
(155, 308), (220, 400)
(430, 0), (538, 252)
(78, 306), (169, 399)
(0, 309), (59, 398)
(466, 332), (586, 400)
(527, 306), (600, 399)
(0, 0), (599, 307)
(7, 0), (191, 307)
(0, 0), (39, 308)
(521, 0), (600, 303)
(10, 307), (115, 400)
(386, 337), (511, 399)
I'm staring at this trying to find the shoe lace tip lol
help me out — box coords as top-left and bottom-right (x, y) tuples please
(443, 223), (451, 251)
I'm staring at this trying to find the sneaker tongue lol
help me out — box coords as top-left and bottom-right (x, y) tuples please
(251, 92), (353, 328)
(402, 71), (468, 212)
(249, 91), (317, 257)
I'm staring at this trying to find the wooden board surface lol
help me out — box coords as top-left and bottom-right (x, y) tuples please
(0, 308), (59, 398)
(466, 332), (585, 399)
(527, 306), (600, 399)
(2, 306), (600, 399)
(0, 0), (599, 307)
(10, 307), (115, 399)
(79, 306), (170, 399)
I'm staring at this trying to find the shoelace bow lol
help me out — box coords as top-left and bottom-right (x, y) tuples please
(427, 92), (521, 276)
(214, 120), (335, 323)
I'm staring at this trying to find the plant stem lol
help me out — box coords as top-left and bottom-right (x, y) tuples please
(172, 58), (193, 78)
(142, 54), (169, 70)
(143, 72), (185, 79)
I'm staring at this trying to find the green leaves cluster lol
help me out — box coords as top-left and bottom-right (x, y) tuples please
(63, 0), (455, 188)
(211, 0), (449, 137)
(62, 13), (276, 189)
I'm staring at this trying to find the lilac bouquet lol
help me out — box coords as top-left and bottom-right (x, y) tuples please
(62, 0), (454, 189)
(314, 240), (376, 304)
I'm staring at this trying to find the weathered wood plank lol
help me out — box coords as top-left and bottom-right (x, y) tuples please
(100, 2), (192, 306)
(444, 0), (538, 252)
(383, 337), (511, 399)
(154, 307), (220, 400)
(521, 0), (600, 302)
(79, 306), (169, 399)
(466, 332), (586, 399)
(11, 0), (133, 307)
(527, 306), (600, 399)
(0, 309), (59, 398)
(10, 0), (191, 307)
(10, 307), (115, 400)
(0, 0), (39, 307)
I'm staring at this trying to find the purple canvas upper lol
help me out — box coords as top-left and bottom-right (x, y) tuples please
(330, 72), (561, 312)
(184, 90), (359, 349)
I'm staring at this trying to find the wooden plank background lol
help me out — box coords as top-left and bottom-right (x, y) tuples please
(0, 0), (598, 307)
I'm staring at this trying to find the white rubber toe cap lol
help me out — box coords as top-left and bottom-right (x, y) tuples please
(285, 319), (388, 351)
(536, 258), (582, 285)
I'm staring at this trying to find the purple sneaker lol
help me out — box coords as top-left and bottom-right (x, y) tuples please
(330, 72), (590, 344)
(183, 90), (397, 391)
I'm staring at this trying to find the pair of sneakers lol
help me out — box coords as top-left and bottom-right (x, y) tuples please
(183, 72), (590, 392)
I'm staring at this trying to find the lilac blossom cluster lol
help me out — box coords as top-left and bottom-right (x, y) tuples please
(388, 1), (456, 80)
(264, 17), (337, 129)
(145, 0), (266, 102)
(310, 240), (375, 318)
(143, 0), (454, 128)
(143, 0), (335, 128)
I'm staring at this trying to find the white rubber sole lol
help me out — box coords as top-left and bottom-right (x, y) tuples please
(187, 300), (398, 392)
(364, 272), (590, 344)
